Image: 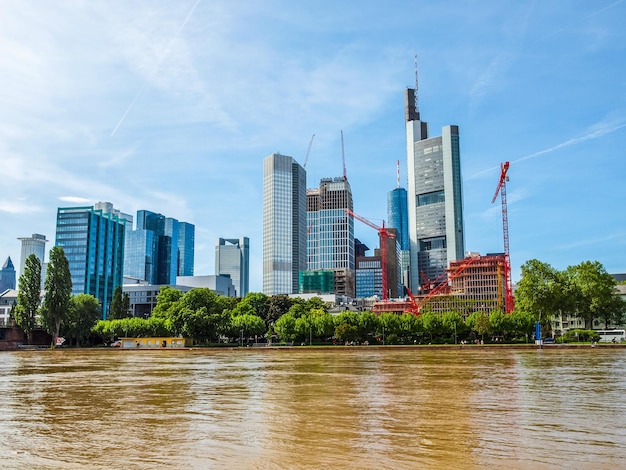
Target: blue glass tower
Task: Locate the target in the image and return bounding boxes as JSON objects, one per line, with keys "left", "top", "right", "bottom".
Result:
{"left": 387, "top": 188, "right": 409, "bottom": 250}
{"left": 126, "top": 210, "right": 194, "bottom": 285}
{"left": 55, "top": 204, "right": 127, "bottom": 319}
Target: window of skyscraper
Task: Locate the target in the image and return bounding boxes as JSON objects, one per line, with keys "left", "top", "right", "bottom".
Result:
{"left": 417, "top": 190, "right": 445, "bottom": 206}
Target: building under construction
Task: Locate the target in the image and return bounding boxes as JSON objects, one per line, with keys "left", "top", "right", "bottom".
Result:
{"left": 373, "top": 253, "right": 507, "bottom": 316}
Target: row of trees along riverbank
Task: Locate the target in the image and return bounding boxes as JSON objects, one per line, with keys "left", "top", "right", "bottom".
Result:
{"left": 10, "top": 247, "right": 625, "bottom": 346}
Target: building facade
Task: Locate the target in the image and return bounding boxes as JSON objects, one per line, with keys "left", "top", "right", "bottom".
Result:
{"left": 17, "top": 233, "right": 47, "bottom": 278}
{"left": 55, "top": 204, "right": 127, "bottom": 319}
{"left": 124, "top": 210, "right": 194, "bottom": 285}
{"left": 263, "top": 153, "right": 306, "bottom": 295}
{"left": 215, "top": 237, "right": 249, "bottom": 297}
{"left": 388, "top": 187, "right": 410, "bottom": 293}
{"left": 405, "top": 87, "right": 465, "bottom": 290}
{"left": 0, "top": 257, "right": 16, "bottom": 292}
{"left": 306, "top": 177, "right": 355, "bottom": 297}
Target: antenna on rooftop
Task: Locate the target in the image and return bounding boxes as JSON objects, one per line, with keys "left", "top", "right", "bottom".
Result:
{"left": 341, "top": 130, "right": 347, "bottom": 181}
{"left": 414, "top": 54, "right": 420, "bottom": 119}
{"left": 397, "top": 160, "right": 401, "bottom": 188}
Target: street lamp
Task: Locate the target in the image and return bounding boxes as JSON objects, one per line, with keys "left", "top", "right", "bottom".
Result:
{"left": 383, "top": 326, "right": 385, "bottom": 345}
{"left": 240, "top": 328, "right": 244, "bottom": 347}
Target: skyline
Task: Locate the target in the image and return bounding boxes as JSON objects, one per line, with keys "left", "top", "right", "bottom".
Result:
{"left": 1, "top": 0, "right": 625, "bottom": 293}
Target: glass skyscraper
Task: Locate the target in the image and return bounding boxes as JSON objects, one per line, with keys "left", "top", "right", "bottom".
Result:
{"left": 17, "top": 233, "right": 47, "bottom": 278}
{"left": 55, "top": 204, "right": 127, "bottom": 319}
{"left": 306, "top": 177, "right": 355, "bottom": 296}
{"left": 263, "top": 153, "right": 306, "bottom": 295}
{"left": 0, "top": 257, "right": 16, "bottom": 292}
{"left": 215, "top": 237, "right": 249, "bottom": 297}
{"left": 405, "top": 87, "right": 465, "bottom": 290}
{"left": 124, "top": 210, "right": 194, "bottom": 285}
{"left": 388, "top": 187, "right": 410, "bottom": 292}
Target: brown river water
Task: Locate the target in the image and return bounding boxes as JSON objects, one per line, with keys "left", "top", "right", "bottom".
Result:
{"left": 0, "top": 347, "right": 625, "bottom": 469}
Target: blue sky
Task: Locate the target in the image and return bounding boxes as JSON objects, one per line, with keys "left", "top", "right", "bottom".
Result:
{"left": 1, "top": 0, "right": 625, "bottom": 293}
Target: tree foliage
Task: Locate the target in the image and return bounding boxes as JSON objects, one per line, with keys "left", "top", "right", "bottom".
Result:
{"left": 15, "top": 254, "right": 41, "bottom": 343}
{"left": 109, "top": 285, "right": 131, "bottom": 320}
{"left": 67, "top": 294, "right": 101, "bottom": 346}
{"left": 41, "top": 246, "right": 73, "bottom": 343}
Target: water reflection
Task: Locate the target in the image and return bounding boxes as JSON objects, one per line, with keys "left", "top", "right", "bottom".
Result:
{"left": 0, "top": 348, "right": 625, "bottom": 468}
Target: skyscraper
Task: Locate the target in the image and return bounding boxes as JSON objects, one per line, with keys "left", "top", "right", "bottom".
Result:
{"left": 55, "top": 203, "right": 127, "bottom": 319}
{"left": 306, "top": 177, "right": 355, "bottom": 296}
{"left": 263, "top": 153, "right": 306, "bottom": 295}
{"left": 124, "top": 210, "right": 194, "bottom": 284}
{"left": 215, "top": 237, "right": 249, "bottom": 297}
{"left": 18, "top": 233, "right": 47, "bottom": 278}
{"left": 405, "top": 87, "right": 465, "bottom": 290}
{"left": 0, "top": 257, "right": 16, "bottom": 292}
{"left": 388, "top": 186, "right": 410, "bottom": 293}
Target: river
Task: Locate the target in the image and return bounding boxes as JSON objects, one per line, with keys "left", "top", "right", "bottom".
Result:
{"left": 0, "top": 347, "right": 624, "bottom": 469}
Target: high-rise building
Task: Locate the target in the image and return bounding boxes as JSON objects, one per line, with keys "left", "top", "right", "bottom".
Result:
{"left": 215, "top": 237, "right": 249, "bottom": 297}
{"left": 125, "top": 210, "right": 194, "bottom": 285}
{"left": 178, "top": 222, "right": 195, "bottom": 277}
{"left": 388, "top": 187, "right": 410, "bottom": 293}
{"left": 405, "top": 87, "right": 465, "bottom": 290}
{"left": 306, "top": 177, "right": 355, "bottom": 296}
{"left": 0, "top": 257, "right": 16, "bottom": 292}
{"left": 17, "top": 233, "right": 48, "bottom": 278}
{"left": 263, "top": 153, "right": 306, "bottom": 295}
{"left": 55, "top": 203, "right": 127, "bottom": 319}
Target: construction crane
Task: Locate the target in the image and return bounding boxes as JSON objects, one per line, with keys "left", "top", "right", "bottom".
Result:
{"left": 345, "top": 209, "right": 395, "bottom": 300}
{"left": 303, "top": 134, "right": 315, "bottom": 168}
{"left": 341, "top": 130, "right": 347, "bottom": 181}
{"left": 492, "top": 161, "right": 515, "bottom": 313}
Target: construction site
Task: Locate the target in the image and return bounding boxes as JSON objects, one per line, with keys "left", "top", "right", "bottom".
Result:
{"left": 372, "top": 160, "right": 515, "bottom": 318}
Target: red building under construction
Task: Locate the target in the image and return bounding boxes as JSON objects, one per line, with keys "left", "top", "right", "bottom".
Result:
{"left": 373, "top": 253, "right": 508, "bottom": 316}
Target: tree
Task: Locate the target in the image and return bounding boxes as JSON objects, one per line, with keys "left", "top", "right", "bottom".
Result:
{"left": 68, "top": 294, "right": 101, "bottom": 346}
{"left": 466, "top": 312, "right": 491, "bottom": 341}
{"left": 566, "top": 261, "right": 626, "bottom": 329}
{"left": 267, "top": 295, "right": 292, "bottom": 324}
{"left": 108, "top": 286, "right": 130, "bottom": 320}
{"left": 274, "top": 312, "right": 297, "bottom": 342}
{"left": 41, "top": 246, "right": 73, "bottom": 343}
{"left": 515, "top": 259, "right": 570, "bottom": 327}
{"left": 15, "top": 254, "right": 42, "bottom": 343}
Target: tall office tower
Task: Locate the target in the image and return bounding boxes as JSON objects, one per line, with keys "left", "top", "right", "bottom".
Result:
{"left": 18, "top": 233, "right": 48, "bottom": 278}
{"left": 263, "top": 153, "right": 306, "bottom": 295}
{"left": 405, "top": 87, "right": 465, "bottom": 290}
{"left": 355, "top": 230, "right": 401, "bottom": 299}
{"left": 178, "top": 222, "right": 195, "bottom": 277}
{"left": 55, "top": 203, "right": 127, "bottom": 319}
{"left": 306, "top": 177, "right": 355, "bottom": 296}
{"left": 0, "top": 257, "right": 16, "bottom": 292}
{"left": 215, "top": 237, "right": 249, "bottom": 297}
{"left": 388, "top": 186, "right": 410, "bottom": 293}
{"left": 126, "top": 210, "right": 195, "bottom": 284}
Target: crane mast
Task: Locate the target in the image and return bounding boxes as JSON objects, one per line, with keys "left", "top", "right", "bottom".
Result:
{"left": 345, "top": 209, "right": 395, "bottom": 300}
{"left": 492, "top": 161, "right": 514, "bottom": 313}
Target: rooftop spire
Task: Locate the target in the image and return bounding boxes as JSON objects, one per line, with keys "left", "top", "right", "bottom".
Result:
{"left": 414, "top": 54, "right": 420, "bottom": 119}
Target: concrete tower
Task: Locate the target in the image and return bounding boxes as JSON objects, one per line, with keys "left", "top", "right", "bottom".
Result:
{"left": 405, "top": 82, "right": 465, "bottom": 290}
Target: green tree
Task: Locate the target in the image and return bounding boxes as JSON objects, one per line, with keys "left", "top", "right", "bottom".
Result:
{"left": 68, "top": 294, "right": 101, "bottom": 346}
{"left": 488, "top": 310, "right": 508, "bottom": 338}
{"left": 566, "top": 261, "right": 626, "bottom": 329}
{"left": 108, "top": 286, "right": 130, "bottom": 320}
{"left": 442, "top": 311, "right": 466, "bottom": 342}
{"left": 508, "top": 310, "right": 535, "bottom": 340}
{"left": 466, "top": 312, "right": 491, "bottom": 341}
{"left": 231, "top": 314, "right": 267, "bottom": 343}
{"left": 267, "top": 295, "right": 292, "bottom": 324}
{"left": 420, "top": 311, "right": 443, "bottom": 342}
{"left": 40, "top": 246, "right": 73, "bottom": 343}
{"left": 15, "top": 254, "right": 42, "bottom": 344}
{"left": 515, "top": 259, "right": 569, "bottom": 325}
{"left": 274, "top": 312, "right": 297, "bottom": 342}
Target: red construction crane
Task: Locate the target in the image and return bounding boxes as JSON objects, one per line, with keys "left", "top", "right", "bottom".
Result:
{"left": 345, "top": 209, "right": 395, "bottom": 300}
{"left": 492, "top": 161, "right": 515, "bottom": 313}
